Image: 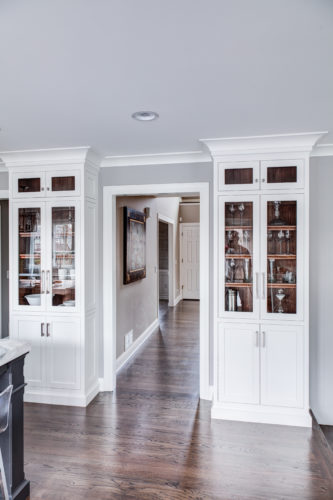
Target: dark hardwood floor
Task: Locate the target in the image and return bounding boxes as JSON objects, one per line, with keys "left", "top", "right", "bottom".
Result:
{"left": 24, "top": 301, "right": 333, "bottom": 499}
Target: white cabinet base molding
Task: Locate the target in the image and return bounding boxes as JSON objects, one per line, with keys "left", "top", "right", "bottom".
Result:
{"left": 204, "top": 133, "right": 325, "bottom": 427}
{"left": 6, "top": 148, "right": 100, "bottom": 407}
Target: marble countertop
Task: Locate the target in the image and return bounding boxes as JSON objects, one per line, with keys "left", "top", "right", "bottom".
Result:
{"left": 0, "top": 338, "right": 30, "bottom": 368}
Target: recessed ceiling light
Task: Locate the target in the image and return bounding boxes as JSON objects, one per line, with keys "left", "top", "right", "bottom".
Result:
{"left": 132, "top": 111, "right": 159, "bottom": 121}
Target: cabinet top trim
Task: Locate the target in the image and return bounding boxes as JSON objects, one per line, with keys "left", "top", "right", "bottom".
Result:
{"left": 201, "top": 132, "right": 327, "bottom": 157}
{"left": 0, "top": 147, "right": 101, "bottom": 169}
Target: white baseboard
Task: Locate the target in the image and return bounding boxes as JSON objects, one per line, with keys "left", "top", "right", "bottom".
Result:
{"left": 24, "top": 380, "right": 100, "bottom": 407}
{"left": 211, "top": 404, "right": 312, "bottom": 427}
{"left": 200, "top": 385, "right": 213, "bottom": 401}
{"left": 116, "top": 318, "right": 159, "bottom": 372}
{"left": 169, "top": 293, "right": 182, "bottom": 307}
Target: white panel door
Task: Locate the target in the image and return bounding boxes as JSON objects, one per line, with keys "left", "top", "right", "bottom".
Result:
{"left": 180, "top": 224, "right": 200, "bottom": 299}
{"left": 218, "top": 323, "right": 260, "bottom": 404}
{"left": 260, "top": 325, "right": 304, "bottom": 408}
{"left": 12, "top": 316, "right": 45, "bottom": 387}
{"left": 46, "top": 317, "right": 80, "bottom": 390}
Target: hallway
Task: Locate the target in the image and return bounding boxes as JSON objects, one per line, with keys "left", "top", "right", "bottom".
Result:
{"left": 24, "top": 301, "right": 333, "bottom": 499}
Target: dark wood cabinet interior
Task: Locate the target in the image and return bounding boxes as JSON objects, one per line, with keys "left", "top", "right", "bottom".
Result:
{"left": 18, "top": 177, "right": 41, "bottom": 193}
{"left": 267, "top": 166, "right": 297, "bottom": 184}
{"left": 52, "top": 175, "right": 75, "bottom": 192}
{"left": 225, "top": 168, "right": 253, "bottom": 185}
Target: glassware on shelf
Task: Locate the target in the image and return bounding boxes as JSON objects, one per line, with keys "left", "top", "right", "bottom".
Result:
{"left": 227, "top": 289, "right": 237, "bottom": 311}
{"left": 228, "top": 204, "right": 236, "bottom": 225}
{"left": 227, "top": 230, "right": 234, "bottom": 254}
{"left": 268, "top": 258, "right": 275, "bottom": 283}
{"left": 276, "top": 288, "right": 286, "bottom": 313}
{"left": 285, "top": 230, "right": 290, "bottom": 254}
{"left": 229, "top": 258, "right": 236, "bottom": 282}
{"left": 277, "top": 230, "right": 284, "bottom": 254}
{"left": 269, "top": 201, "right": 286, "bottom": 226}
{"left": 243, "top": 230, "right": 250, "bottom": 253}
{"left": 244, "top": 258, "right": 250, "bottom": 283}
{"left": 238, "top": 203, "right": 245, "bottom": 226}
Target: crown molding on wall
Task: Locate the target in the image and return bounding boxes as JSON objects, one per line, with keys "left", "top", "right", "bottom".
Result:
{"left": 201, "top": 132, "right": 328, "bottom": 157}
{"left": 0, "top": 146, "right": 101, "bottom": 168}
{"left": 311, "top": 143, "right": 333, "bottom": 157}
{"left": 101, "top": 150, "right": 211, "bottom": 168}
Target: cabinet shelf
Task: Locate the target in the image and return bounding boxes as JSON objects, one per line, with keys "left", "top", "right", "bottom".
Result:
{"left": 267, "top": 225, "right": 296, "bottom": 231}
{"left": 225, "top": 282, "right": 252, "bottom": 288}
{"left": 225, "top": 254, "right": 251, "bottom": 259}
{"left": 267, "top": 283, "right": 296, "bottom": 288}
{"left": 267, "top": 254, "right": 296, "bottom": 259}
{"left": 19, "top": 232, "right": 40, "bottom": 237}
{"left": 19, "top": 254, "right": 40, "bottom": 259}
{"left": 225, "top": 226, "right": 253, "bottom": 230}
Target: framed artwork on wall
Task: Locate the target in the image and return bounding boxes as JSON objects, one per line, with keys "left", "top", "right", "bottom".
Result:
{"left": 123, "top": 206, "right": 146, "bottom": 284}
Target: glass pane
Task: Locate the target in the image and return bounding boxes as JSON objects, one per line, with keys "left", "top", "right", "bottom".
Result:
{"left": 267, "top": 201, "right": 297, "bottom": 314}
{"left": 18, "top": 208, "right": 41, "bottom": 306}
{"left": 225, "top": 201, "right": 253, "bottom": 312}
{"left": 18, "top": 177, "right": 41, "bottom": 193}
{"left": 267, "top": 166, "right": 297, "bottom": 184}
{"left": 52, "top": 207, "right": 76, "bottom": 307}
{"left": 52, "top": 176, "right": 75, "bottom": 192}
{"left": 225, "top": 168, "right": 253, "bottom": 185}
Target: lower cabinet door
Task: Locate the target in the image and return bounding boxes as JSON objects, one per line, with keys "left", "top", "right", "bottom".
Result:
{"left": 218, "top": 323, "right": 260, "bottom": 404}
{"left": 46, "top": 317, "right": 80, "bottom": 390}
{"left": 12, "top": 316, "right": 45, "bottom": 388}
{"left": 260, "top": 325, "right": 304, "bottom": 408}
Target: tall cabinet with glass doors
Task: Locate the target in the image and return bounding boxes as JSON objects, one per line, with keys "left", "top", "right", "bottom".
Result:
{"left": 7, "top": 149, "right": 100, "bottom": 407}
{"left": 205, "top": 134, "right": 322, "bottom": 428}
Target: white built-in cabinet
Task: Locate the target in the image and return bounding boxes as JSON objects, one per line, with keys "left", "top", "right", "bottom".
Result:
{"left": 8, "top": 150, "right": 100, "bottom": 406}
{"left": 204, "top": 134, "right": 320, "bottom": 428}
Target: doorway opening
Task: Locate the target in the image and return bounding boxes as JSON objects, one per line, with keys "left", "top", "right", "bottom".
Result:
{"left": 103, "top": 182, "right": 210, "bottom": 400}
{"left": 158, "top": 219, "right": 169, "bottom": 318}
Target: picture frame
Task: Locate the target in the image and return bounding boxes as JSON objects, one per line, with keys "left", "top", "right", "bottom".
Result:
{"left": 123, "top": 206, "right": 146, "bottom": 284}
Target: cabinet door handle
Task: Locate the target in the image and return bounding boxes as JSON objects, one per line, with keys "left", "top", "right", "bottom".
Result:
{"left": 262, "top": 178, "right": 266, "bottom": 183}
{"left": 255, "top": 331, "right": 259, "bottom": 347}
{"left": 46, "top": 323, "right": 51, "bottom": 337}
{"left": 262, "top": 272, "right": 265, "bottom": 299}
{"left": 41, "top": 270, "right": 45, "bottom": 294}
{"left": 262, "top": 331, "right": 266, "bottom": 347}
{"left": 41, "top": 323, "right": 45, "bottom": 337}
{"left": 46, "top": 270, "right": 51, "bottom": 294}
{"left": 255, "top": 273, "right": 260, "bottom": 299}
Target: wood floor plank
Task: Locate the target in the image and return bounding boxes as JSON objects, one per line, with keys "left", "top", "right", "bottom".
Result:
{"left": 24, "top": 300, "right": 333, "bottom": 499}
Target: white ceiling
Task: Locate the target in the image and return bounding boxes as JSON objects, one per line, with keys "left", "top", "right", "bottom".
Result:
{"left": 0, "top": 0, "right": 332, "bottom": 157}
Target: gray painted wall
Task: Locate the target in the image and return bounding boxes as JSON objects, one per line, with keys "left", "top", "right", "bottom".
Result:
{"left": 309, "top": 157, "right": 333, "bottom": 424}
{"left": 116, "top": 195, "right": 180, "bottom": 358}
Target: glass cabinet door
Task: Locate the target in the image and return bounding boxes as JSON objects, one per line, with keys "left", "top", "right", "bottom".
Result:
{"left": 13, "top": 173, "right": 45, "bottom": 198}
{"left": 220, "top": 196, "right": 259, "bottom": 318}
{"left": 50, "top": 206, "right": 76, "bottom": 308}
{"left": 218, "top": 162, "right": 260, "bottom": 191}
{"left": 262, "top": 195, "right": 303, "bottom": 319}
{"left": 18, "top": 207, "right": 43, "bottom": 307}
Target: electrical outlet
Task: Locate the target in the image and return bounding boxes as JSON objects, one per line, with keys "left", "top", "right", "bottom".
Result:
{"left": 124, "top": 330, "right": 133, "bottom": 351}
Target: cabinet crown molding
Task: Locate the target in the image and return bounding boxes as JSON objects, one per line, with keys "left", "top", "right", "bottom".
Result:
{"left": 0, "top": 146, "right": 101, "bottom": 169}
{"left": 201, "top": 132, "right": 327, "bottom": 157}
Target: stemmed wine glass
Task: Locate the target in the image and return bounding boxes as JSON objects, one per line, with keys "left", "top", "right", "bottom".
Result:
{"left": 277, "top": 230, "right": 284, "bottom": 254}
{"left": 228, "top": 204, "right": 236, "bottom": 226}
{"left": 229, "top": 258, "right": 236, "bottom": 282}
{"left": 268, "top": 230, "right": 274, "bottom": 254}
{"left": 227, "top": 230, "right": 234, "bottom": 253}
{"left": 243, "top": 230, "right": 250, "bottom": 253}
{"left": 238, "top": 203, "right": 245, "bottom": 226}
{"left": 276, "top": 288, "right": 286, "bottom": 313}
{"left": 285, "top": 230, "right": 290, "bottom": 255}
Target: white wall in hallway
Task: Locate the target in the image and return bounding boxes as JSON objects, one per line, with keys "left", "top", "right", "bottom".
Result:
{"left": 309, "top": 156, "right": 333, "bottom": 424}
